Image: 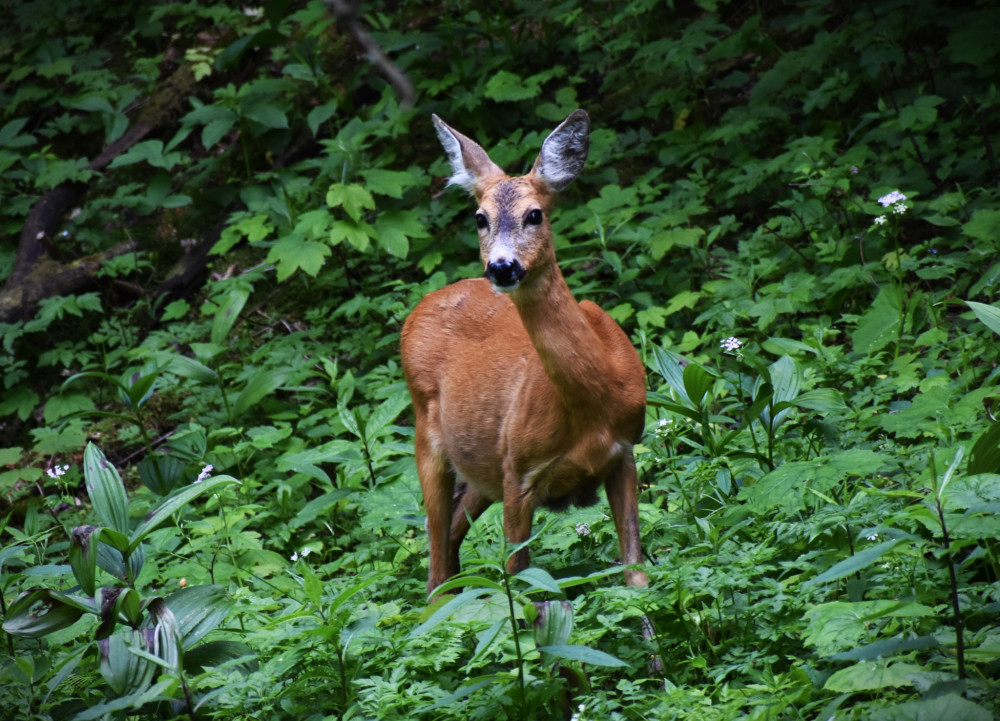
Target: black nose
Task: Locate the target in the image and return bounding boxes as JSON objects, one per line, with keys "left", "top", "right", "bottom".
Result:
{"left": 485, "top": 259, "right": 526, "bottom": 289}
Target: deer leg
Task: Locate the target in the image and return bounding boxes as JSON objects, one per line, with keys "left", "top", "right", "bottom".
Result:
{"left": 605, "top": 451, "right": 648, "bottom": 588}
{"left": 448, "top": 482, "right": 493, "bottom": 577}
{"left": 606, "top": 451, "right": 662, "bottom": 672}
{"left": 415, "top": 418, "right": 455, "bottom": 597}
{"left": 502, "top": 465, "right": 535, "bottom": 575}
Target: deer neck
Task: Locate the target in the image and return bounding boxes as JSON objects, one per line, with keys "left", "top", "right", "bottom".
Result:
{"left": 511, "top": 266, "right": 613, "bottom": 413}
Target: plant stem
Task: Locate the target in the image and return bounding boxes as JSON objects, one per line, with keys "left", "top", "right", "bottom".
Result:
{"left": 934, "top": 494, "right": 967, "bottom": 679}
{"left": 501, "top": 566, "right": 526, "bottom": 721}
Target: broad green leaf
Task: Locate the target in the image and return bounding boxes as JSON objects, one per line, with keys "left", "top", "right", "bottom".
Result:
{"left": 84, "top": 444, "right": 130, "bottom": 535}
{"left": 211, "top": 287, "right": 249, "bottom": 345}
{"left": 962, "top": 209, "right": 1000, "bottom": 243}
{"left": 232, "top": 370, "right": 287, "bottom": 418}
{"left": 803, "top": 600, "right": 935, "bottom": 656}
{"left": 867, "top": 694, "right": 994, "bottom": 721}
{"left": 364, "top": 393, "right": 411, "bottom": 442}
{"left": 266, "top": 233, "right": 331, "bottom": 281}
{"left": 69, "top": 525, "right": 102, "bottom": 595}
{"left": 852, "top": 285, "right": 901, "bottom": 354}
{"left": 515, "top": 567, "right": 562, "bottom": 594}
{"left": 824, "top": 661, "right": 922, "bottom": 692}
{"left": 162, "top": 584, "right": 231, "bottom": 649}
{"left": 682, "top": 362, "right": 714, "bottom": 407}
{"left": 129, "top": 475, "right": 238, "bottom": 551}
{"left": 326, "top": 183, "right": 375, "bottom": 223}
{"left": 410, "top": 584, "right": 502, "bottom": 638}
{"left": 329, "top": 218, "right": 373, "bottom": 252}
{"left": 307, "top": 99, "right": 338, "bottom": 137}
{"left": 201, "top": 116, "right": 235, "bottom": 149}
{"left": 802, "top": 539, "right": 904, "bottom": 588}
{"left": 165, "top": 355, "right": 218, "bottom": 384}
{"left": 484, "top": 70, "right": 542, "bottom": 101}
{"left": 536, "top": 644, "right": 630, "bottom": 668}
{"left": 965, "top": 300, "right": 1000, "bottom": 337}
{"left": 3, "top": 588, "right": 93, "bottom": 638}
{"left": 360, "top": 169, "right": 416, "bottom": 198}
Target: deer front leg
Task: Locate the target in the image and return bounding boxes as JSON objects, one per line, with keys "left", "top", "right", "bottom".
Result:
{"left": 502, "top": 463, "right": 535, "bottom": 576}
{"left": 415, "top": 422, "right": 455, "bottom": 597}
{"left": 605, "top": 450, "right": 648, "bottom": 588}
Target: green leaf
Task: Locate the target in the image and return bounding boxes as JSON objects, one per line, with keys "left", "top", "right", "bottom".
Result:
{"left": 515, "top": 567, "right": 562, "bottom": 594}
{"left": 266, "top": 233, "right": 331, "bottom": 281}
{"left": 326, "top": 183, "right": 375, "bottom": 223}
{"left": 373, "top": 210, "right": 428, "bottom": 259}
{"left": 0, "top": 385, "right": 39, "bottom": 420}
{"left": 129, "top": 475, "right": 239, "bottom": 552}
{"left": 162, "top": 584, "right": 231, "bottom": 649}
{"left": 824, "top": 660, "right": 922, "bottom": 692}
{"left": 83, "top": 444, "right": 130, "bottom": 535}
{"left": 963, "top": 209, "right": 1000, "bottom": 243}
{"left": 852, "top": 285, "right": 901, "bottom": 354}
{"left": 329, "top": 219, "right": 372, "bottom": 252}
{"left": 536, "top": 644, "right": 630, "bottom": 668}
{"left": 965, "top": 300, "right": 1000, "bottom": 337}
{"left": 232, "top": 370, "right": 287, "bottom": 418}
{"left": 165, "top": 355, "right": 218, "bottom": 384}
{"left": 363, "top": 393, "right": 411, "bottom": 442}
{"left": 69, "top": 525, "right": 102, "bottom": 595}
{"left": 897, "top": 94, "right": 944, "bottom": 130}
{"left": 307, "top": 99, "right": 338, "bottom": 137}
{"left": 202, "top": 116, "right": 235, "bottom": 149}
{"left": 682, "top": 362, "right": 714, "bottom": 407}
{"left": 211, "top": 287, "right": 249, "bottom": 345}
{"left": 360, "top": 169, "right": 416, "bottom": 198}
{"left": 803, "top": 539, "right": 904, "bottom": 588}
{"left": 484, "top": 70, "right": 542, "bottom": 102}
{"left": 3, "top": 588, "right": 92, "bottom": 638}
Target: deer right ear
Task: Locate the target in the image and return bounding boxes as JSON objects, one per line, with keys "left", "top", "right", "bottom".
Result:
{"left": 432, "top": 114, "right": 504, "bottom": 197}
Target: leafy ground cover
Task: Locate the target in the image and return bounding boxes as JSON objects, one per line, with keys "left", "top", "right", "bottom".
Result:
{"left": 1, "top": 0, "right": 999, "bottom": 718}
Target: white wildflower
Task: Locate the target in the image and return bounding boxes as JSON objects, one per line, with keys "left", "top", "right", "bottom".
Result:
{"left": 877, "top": 190, "right": 907, "bottom": 207}
{"left": 721, "top": 336, "right": 742, "bottom": 353}
{"left": 873, "top": 215, "right": 887, "bottom": 226}
{"left": 195, "top": 464, "right": 214, "bottom": 483}
{"left": 290, "top": 551, "right": 298, "bottom": 562}
{"left": 866, "top": 532, "right": 879, "bottom": 541}
{"left": 575, "top": 522, "right": 591, "bottom": 537}
{"left": 893, "top": 202, "right": 907, "bottom": 215}
{"left": 291, "top": 546, "right": 312, "bottom": 562}
{"left": 46, "top": 464, "right": 69, "bottom": 479}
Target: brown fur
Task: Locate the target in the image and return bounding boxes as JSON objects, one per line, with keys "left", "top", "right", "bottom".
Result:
{"left": 401, "top": 111, "right": 649, "bottom": 596}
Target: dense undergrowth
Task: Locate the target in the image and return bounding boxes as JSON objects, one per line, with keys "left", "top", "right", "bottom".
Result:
{"left": 1, "top": 0, "right": 999, "bottom": 718}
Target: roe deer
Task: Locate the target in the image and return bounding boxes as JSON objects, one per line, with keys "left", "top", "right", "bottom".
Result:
{"left": 401, "top": 110, "right": 649, "bottom": 601}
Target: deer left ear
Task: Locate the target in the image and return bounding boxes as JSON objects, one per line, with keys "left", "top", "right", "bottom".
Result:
{"left": 530, "top": 109, "right": 590, "bottom": 192}
{"left": 432, "top": 114, "right": 505, "bottom": 198}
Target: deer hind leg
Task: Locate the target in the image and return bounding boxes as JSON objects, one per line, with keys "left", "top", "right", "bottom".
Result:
{"left": 605, "top": 451, "right": 649, "bottom": 589}
{"left": 447, "top": 482, "right": 493, "bottom": 579}
{"left": 414, "top": 415, "right": 455, "bottom": 597}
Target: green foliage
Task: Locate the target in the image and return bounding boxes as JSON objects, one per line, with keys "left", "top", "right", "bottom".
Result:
{"left": 2, "top": 0, "right": 1000, "bottom": 718}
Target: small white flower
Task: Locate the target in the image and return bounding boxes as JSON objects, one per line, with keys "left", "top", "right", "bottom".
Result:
{"left": 291, "top": 546, "right": 312, "bottom": 562}
{"left": 893, "top": 202, "right": 907, "bottom": 215}
{"left": 195, "top": 464, "right": 213, "bottom": 483}
{"left": 46, "top": 464, "right": 69, "bottom": 479}
{"left": 873, "top": 215, "right": 887, "bottom": 226}
{"left": 300, "top": 546, "right": 312, "bottom": 557}
{"left": 290, "top": 551, "right": 298, "bottom": 562}
{"left": 575, "top": 522, "right": 591, "bottom": 537}
{"left": 866, "top": 532, "right": 879, "bottom": 541}
{"left": 878, "top": 190, "right": 907, "bottom": 207}
{"left": 721, "top": 336, "right": 742, "bottom": 353}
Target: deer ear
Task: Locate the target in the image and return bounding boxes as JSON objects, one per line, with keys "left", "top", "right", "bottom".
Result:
{"left": 530, "top": 109, "right": 590, "bottom": 192}
{"left": 432, "top": 115, "right": 504, "bottom": 197}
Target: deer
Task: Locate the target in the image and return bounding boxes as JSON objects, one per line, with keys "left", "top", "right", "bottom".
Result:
{"left": 401, "top": 109, "right": 651, "bottom": 612}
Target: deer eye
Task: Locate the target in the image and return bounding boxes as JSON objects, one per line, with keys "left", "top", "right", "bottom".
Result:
{"left": 475, "top": 213, "right": 489, "bottom": 230}
{"left": 525, "top": 209, "right": 543, "bottom": 226}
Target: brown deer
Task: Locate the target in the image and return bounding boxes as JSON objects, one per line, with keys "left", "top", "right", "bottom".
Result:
{"left": 401, "top": 110, "right": 650, "bottom": 603}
